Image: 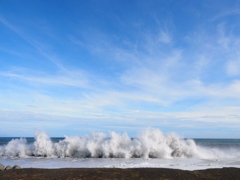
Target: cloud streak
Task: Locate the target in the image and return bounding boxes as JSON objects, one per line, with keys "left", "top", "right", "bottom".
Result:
{"left": 1, "top": 1, "right": 240, "bottom": 137}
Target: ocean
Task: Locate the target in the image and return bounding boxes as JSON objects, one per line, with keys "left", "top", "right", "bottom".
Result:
{"left": 0, "top": 128, "right": 240, "bottom": 170}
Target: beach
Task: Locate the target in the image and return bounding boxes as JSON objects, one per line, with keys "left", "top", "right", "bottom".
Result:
{"left": 1, "top": 167, "right": 240, "bottom": 180}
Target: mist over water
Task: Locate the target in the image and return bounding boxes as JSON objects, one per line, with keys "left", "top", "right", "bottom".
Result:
{"left": 1, "top": 128, "right": 240, "bottom": 160}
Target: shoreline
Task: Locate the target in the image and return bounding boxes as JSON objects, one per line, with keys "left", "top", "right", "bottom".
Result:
{"left": 1, "top": 167, "right": 240, "bottom": 180}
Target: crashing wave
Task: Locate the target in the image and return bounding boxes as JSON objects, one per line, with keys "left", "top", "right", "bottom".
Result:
{"left": 0, "top": 128, "right": 238, "bottom": 159}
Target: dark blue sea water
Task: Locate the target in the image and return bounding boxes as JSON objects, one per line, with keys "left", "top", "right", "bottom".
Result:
{"left": 1, "top": 137, "right": 240, "bottom": 147}
{"left": 0, "top": 137, "right": 64, "bottom": 146}
{"left": 194, "top": 138, "right": 240, "bottom": 148}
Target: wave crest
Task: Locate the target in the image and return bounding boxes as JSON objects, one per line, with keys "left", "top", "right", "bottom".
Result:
{"left": 0, "top": 128, "right": 237, "bottom": 159}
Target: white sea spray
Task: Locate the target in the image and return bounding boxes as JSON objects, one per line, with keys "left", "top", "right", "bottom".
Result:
{"left": 4, "top": 138, "right": 31, "bottom": 158}
{"left": 0, "top": 128, "right": 240, "bottom": 159}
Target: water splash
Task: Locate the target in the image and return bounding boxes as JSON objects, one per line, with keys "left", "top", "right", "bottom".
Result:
{"left": 0, "top": 128, "right": 239, "bottom": 159}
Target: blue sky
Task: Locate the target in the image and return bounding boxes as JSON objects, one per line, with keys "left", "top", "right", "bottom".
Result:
{"left": 1, "top": 0, "right": 240, "bottom": 138}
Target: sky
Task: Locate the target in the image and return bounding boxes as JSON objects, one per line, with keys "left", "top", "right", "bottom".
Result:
{"left": 1, "top": 0, "right": 240, "bottom": 138}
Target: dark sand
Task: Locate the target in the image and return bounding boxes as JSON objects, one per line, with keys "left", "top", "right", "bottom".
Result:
{"left": 1, "top": 167, "right": 240, "bottom": 180}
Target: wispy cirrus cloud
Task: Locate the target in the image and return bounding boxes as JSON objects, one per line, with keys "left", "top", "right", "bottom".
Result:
{"left": 0, "top": 16, "right": 65, "bottom": 70}
{"left": 210, "top": 6, "right": 240, "bottom": 21}
{"left": 3, "top": 15, "right": 240, "bottom": 109}
{"left": 0, "top": 69, "right": 89, "bottom": 88}
{"left": 157, "top": 30, "right": 172, "bottom": 44}
{"left": 1, "top": 1, "right": 240, "bottom": 138}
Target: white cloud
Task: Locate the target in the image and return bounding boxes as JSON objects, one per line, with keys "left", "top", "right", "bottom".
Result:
{"left": 211, "top": 8, "right": 240, "bottom": 21}
{"left": 2, "top": 13, "right": 240, "bottom": 136}
{"left": 227, "top": 55, "right": 240, "bottom": 76}
{"left": 157, "top": 30, "right": 172, "bottom": 44}
{"left": 0, "top": 16, "right": 65, "bottom": 70}
{"left": 0, "top": 70, "right": 89, "bottom": 88}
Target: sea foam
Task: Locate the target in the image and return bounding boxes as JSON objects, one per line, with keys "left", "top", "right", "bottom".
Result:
{"left": 0, "top": 128, "right": 239, "bottom": 159}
